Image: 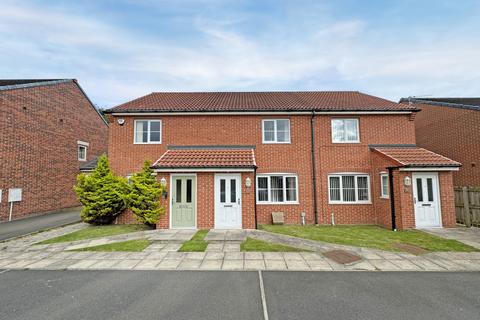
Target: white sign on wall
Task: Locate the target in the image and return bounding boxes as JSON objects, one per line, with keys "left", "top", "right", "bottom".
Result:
{"left": 8, "top": 188, "right": 22, "bottom": 202}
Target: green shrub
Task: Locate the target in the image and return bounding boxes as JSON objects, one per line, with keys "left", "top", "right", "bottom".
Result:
{"left": 127, "top": 160, "right": 165, "bottom": 225}
{"left": 74, "top": 154, "right": 129, "bottom": 224}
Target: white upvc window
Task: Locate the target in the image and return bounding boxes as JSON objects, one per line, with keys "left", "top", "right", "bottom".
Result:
{"left": 262, "top": 119, "right": 291, "bottom": 143}
{"left": 77, "top": 142, "right": 88, "bottom": 161}
{"left": 257, "top": 174, "right": 298, "bottom": 204}
{"left": 380, "top": 173, "right": 389, "bottom": 198}
{"left": 134, "top": 120, "right": 162, "bottom": 144}
{"left": 331, "top": 118, "right": 360, "bottom": 143}
{"left": 328, "top": 174, "right": 371, "bottom": 204}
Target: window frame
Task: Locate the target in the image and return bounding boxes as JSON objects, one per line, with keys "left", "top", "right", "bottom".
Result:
{"left": 256, "top": 174, "right": 299, "bottom": 204}
{"left": 331, "top": 118, "right": 360, "bottom": 143}
{"left": 77, "top": 144, "right": 88, "bottom": 161}
{"left": 328, "top": 173, "right": 371, "bottom": 204}
{"left": 134, "top": 119, "right": 162, "bottom": 144}
{"left": 380, "top": 173, "right": 389, "bottom": 199}
{"left": 262, "top": 119, "right": 291, "bottom": 144}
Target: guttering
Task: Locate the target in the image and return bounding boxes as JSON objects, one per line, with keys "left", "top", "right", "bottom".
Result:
{"left": 310, "top": 111, "right": 319, "bottom": 224}
{"left": 109, "top": 111, "right": 415, "bottom": 116}
{"left": 399, "top": 166, "right": 460, "bottom": 171}
{"left": 153, "top": 168, "right": 254, "bottom": 173}
{"left": 387, "top": 167, "right": 398, "bottom": 231}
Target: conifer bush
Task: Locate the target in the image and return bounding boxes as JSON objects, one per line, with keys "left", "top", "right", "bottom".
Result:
{"left": 74, "top": 154, "right": 129, "bottom": 224}
{"left": 127, "top": 160, "right": 165, "bottom": 225}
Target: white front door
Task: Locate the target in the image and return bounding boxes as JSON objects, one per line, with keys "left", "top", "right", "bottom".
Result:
{"left": 215, "top": 174, "right": 242, "bottom": 229}
{"left": 412, "top": 173, "right": 442, "bottom": 228}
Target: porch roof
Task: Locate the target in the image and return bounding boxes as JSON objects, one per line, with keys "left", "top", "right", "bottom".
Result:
{"left": 371, "top": 146, "right": 461, "bottom": 168}
{"left": 152, "top": 146, "right": 257, "bottom": 169}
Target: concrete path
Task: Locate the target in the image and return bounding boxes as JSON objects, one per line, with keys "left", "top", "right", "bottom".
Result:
{"left": 1, "top": 224, "right": 480, "bottom": 272}
{"left": 1, "top": 270, "right": 480, "bottom": 320}
{"left": 0, "top": 207, "right": 81, "bottom": 241}
{"left": 424, "top": 227, "right": 480, "bottom": 249}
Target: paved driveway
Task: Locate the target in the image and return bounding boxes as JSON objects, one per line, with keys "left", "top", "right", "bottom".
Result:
{"left": 424, "top": 227, "right": 480, "bottom": 249}
{"left": 0, "top": 207, "right": 81, "bottom": 241}
{"left": 0, "top": 270, "right": 479, "bottom": 320}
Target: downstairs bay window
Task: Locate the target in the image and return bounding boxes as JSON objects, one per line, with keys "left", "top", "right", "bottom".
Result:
{"left": 257, "top": 175, "right": 298, "bottom": 204}
{"left": 328, "top": 174, "right": 371, "bottom": 204}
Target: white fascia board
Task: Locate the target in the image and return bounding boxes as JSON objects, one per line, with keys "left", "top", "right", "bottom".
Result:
{"left": 399, "top": 167, "right": 460, "bottom": 171}
{"left": 153, "top": 168, "right": 254, "bottom": 172}
{"left": 111, "top": 111, "right": 413, "bottom": 116}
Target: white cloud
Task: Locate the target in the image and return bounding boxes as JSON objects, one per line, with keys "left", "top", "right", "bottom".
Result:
{"left": 1, "top": 0, "right": 479, "bottom": 107}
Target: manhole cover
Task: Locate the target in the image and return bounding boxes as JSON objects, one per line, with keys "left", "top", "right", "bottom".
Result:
{"left": 391, "top": 243, "right": 429, "bottom": 255}
{"left": 323, "top": 250, "right": 362, "bottom": 264}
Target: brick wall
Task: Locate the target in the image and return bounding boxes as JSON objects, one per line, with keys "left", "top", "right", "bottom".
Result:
{"left": 108, "top": 113, "right": 422, "bottom": 229}
{"left": 414, "top": 103, "right": 480, "bottom": 187}
{"left": 0, "top": 81, "right": 108, "bottom": 221}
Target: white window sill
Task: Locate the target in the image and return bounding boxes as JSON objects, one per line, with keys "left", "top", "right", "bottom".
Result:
{"left": 262, "top": 141, "right": 291, "bottom": 144}
{"left": 78, "top": 158, "right": 87, "bottom": 162}
{"left": 332, "top": 141, "right": 361, "bottom": 144}
{"left": 134, "top": 142, "right": 162, "bottom": 145}
{"left": 257, "top": 202, "right": 299, "bottom": 205}
{"left": 328, "top": 201, "right": 372, "bottom": 205}
{"left": 380, "top": 196, "right": 390, "bottom": 199}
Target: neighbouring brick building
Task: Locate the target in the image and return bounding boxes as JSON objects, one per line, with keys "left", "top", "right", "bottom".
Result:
{"left": 105, "top": 92, "right": 460, "bottom": 230}
{"left": 400, "top": 97, "right": 480, "bottom": 187}
{"left": 0, "top": 79, "right": 108, "bottom": 221}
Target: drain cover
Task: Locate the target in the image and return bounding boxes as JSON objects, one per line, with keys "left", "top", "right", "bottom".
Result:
{"left": 323, "top": 250, "right": 362, "bottom": 264}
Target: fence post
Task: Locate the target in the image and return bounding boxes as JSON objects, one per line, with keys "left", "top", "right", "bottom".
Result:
{"left": 462, "top": 187, "right": 471, "bottom": 227}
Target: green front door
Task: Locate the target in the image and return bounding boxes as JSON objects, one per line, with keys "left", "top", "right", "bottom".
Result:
{"left": 171, "top": 176, "right": 196, "bottom": 228}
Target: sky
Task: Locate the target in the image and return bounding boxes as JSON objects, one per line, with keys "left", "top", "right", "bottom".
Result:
{"left": 1, "top": 0, "right": 479, "bottom": 108}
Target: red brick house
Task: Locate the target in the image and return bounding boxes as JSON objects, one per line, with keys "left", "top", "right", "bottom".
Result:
{"left": 400, "top": 97, "right": 480, "bottom": 187}
{"left": 105, "top": 92, "right": 460, "bottom": 230}
{"left": 0, "top": 79, "right": 108, "bottom": 221}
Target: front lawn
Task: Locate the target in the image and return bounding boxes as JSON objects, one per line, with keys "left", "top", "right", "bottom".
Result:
{"left": 71, "top": 239, "right": 151, "bottom": 252}
{"left": 260, "top": 225, "right": 478, "bottom": 252}
{"left": 241, "top": 237, "right": 309, "bottom": 252}
{"left": 36, "top": 225, "right": 151, "bottom": 245}
{"left": 178, "top": 230, "right": 209, "bottom": 252}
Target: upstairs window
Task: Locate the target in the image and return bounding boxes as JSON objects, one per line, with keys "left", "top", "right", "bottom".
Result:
{"left": 134, "top": 120, "right": 162, "bottom": 144}
{"left": 328, "top": 174, "right": 370, "bottom": 203}
{"left": 331, "top": 119, "right": 359, "bottom": 143}
{"left": 257, "top": 175, "right": 298, "bottom": 204}
{"left": 262, "top": 119, "right": 290, "bottom": 143}
{"left": 380, "top": 173, "right": 389, "bottom": 198}
{"left": 77, "top": 141, "right": 88, "bottom": 161}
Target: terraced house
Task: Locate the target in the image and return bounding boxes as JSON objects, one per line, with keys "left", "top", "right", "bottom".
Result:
{"left": 105, "top": 92, "right": 460, "bottom": 230}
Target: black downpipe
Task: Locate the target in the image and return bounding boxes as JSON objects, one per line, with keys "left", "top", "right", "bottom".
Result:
{"left": 310, "top": 111, "right": 319, "bottom": 225}
{"left": 253, "top": 167, "right": 258, "bottom": 229}
{"left": 388, "top": 167, "right": 396, "bottom": 231}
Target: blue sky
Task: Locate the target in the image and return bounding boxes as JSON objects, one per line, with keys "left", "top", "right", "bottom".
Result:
{"left": 1, "top": 0, "right": 479, "bottom": 107}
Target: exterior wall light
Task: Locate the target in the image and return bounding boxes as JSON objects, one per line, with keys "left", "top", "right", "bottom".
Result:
{"left": 245, "top": 177, "right": 252, "bottom": 188}
{"left": 160, "top": 177, "right": 167, "bottom": 187}
{"left": 404, "top": 176, "right": 411, "bottom": 186}
{"left": 117, "top": 118, "right": 125, "bottom": 125}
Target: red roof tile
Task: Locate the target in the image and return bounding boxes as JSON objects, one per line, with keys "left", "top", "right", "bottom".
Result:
{"left": 152, "top": 148, "right": 256, "bottom": 168}
{"left": 108, "top": 91, "right": 417, "bottom": 113}
{"left": 372, "top": 147, "right": 461, "bottom": 167}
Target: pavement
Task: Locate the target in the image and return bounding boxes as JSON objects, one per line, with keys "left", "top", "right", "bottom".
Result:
{"left": 0, "top": 270, "right": 479, "bottom": 320}
{"left": 0, "top": 207, "right": 81, "bottom": 241}
{"left": 1, "top": 224, "right": 480, "bottom": 271}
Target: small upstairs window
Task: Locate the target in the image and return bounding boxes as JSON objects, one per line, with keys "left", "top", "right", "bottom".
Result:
{"left": 134, "top": 120, "right": 162, "bottom": 144}
{"left": 331, "top": 119, "right": 359, "bottom": 143}
{"left": 77, "top": 141, "right": 88, "bottom": 161}
{"left": 262, "top": 119, "right": 290, "bottom": 143}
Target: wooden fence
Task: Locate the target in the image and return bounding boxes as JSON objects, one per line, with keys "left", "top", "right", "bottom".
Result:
{"left": 454, "top": 187, "right": 480, "bottom": 227}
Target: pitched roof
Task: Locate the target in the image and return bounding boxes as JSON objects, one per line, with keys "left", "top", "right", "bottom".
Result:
{"left": 152, "top": 146, "right": 256, "bottom": 169}
{"left": 371, "top": 146, "right": 461, "bottom": 167}
{"left": 80, "top": 157, "right": 100, "bottom": 172}
{"left": 399, "top": 97, "right": 480, "bottom": 111}
{"left": 107, "top": 91, "right": 417, "bottom": 113}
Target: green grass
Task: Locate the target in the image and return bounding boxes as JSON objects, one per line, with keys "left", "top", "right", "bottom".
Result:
{"left": 71, "top": 239, "right": 151, "bottom": 252}
{"left": 36, "top": 224, "right": 151, "bottom": 245}
{"left": 178, "top": 229, "right": 209, "bottom": 252}
{"left": 260, "top": 225, "right": 479, "bottom": 253}
{"left": 241, "top": 237, "right": 309, "bottom": 252}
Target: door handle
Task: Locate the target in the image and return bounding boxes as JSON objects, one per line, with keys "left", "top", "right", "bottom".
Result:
{"left": 238, "top": 198, "right": 241, "bottom": 205}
